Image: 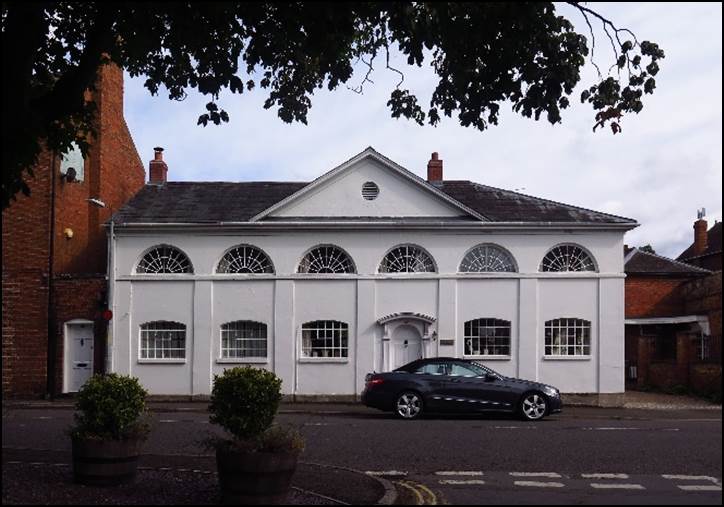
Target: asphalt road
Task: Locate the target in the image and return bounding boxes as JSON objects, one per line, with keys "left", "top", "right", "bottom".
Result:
{"left": 2, "top": 406, "right": 721, "bottom": 504}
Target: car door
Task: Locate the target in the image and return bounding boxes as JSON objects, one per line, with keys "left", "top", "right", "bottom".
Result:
{"left": 410, "top": 361, "right": 453, "bottom": 411}
{"left": 447, "top": 362, "right": 514, "bottom": 412}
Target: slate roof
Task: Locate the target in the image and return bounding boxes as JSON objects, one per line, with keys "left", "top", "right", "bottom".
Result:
{"left": 112, "top": 179, "right": 636, "bottom": 226}
{"left": 625, "top": 248, "right": 711, "bottom": 275}
{"left": 677, "top": 221, "right": 723, "bottom": 261}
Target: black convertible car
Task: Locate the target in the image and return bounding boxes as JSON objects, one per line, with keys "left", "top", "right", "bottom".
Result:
{"left": 362, "top": 357, "right": 562, "bottom": 420}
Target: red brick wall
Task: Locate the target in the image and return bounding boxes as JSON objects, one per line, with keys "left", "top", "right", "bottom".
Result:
{"left": 625, "top": 276, "right": 692, "bottom": 318}
{"left": 682, "top": 272, "right": 722, "bottom": 364}
{"left": 52, "top": 276, "right": 108, "bottom": 392}
{"left": 2, "top": 150, "right": 53, "bottom": 397}
{"left": 2, "top": 64, "right": 144, "bottom": 398}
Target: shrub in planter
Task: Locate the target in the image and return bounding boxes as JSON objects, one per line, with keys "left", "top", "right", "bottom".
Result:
{"left": 209, "top": 366, "right": 304, "bottom": 505}
{"left": 70, "top": 374, "right": 149, "bottom": 486}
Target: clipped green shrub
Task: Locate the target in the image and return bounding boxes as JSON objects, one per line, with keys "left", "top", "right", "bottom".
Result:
{"left": 209, "top": 366, "right": 283, "bottom": 441}
{"left": 71, "top": 373, "right": 149, "bottom": 440}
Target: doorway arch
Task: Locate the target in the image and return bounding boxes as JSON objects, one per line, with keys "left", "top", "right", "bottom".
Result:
{"left": 377, "top": 312, "right": 437, "bottom": 371}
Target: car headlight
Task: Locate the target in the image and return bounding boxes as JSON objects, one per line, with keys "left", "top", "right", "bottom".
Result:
{"left": 543, "top": 386, "right": 559, "bottom": 397}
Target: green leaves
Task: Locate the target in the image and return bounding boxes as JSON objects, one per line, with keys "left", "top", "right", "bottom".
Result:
{"left": 3, "top": 2, "right": 666, "bottom": 209}
{"left": 209, "top": 366, "right": 283, "bottom": 441}
{"left": 72, "top": 374, "right": 149, "bottom": 441}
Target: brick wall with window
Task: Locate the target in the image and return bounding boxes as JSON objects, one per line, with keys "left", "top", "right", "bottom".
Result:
{"left": 1, "top": 63, "right": 144, "bottom": 398}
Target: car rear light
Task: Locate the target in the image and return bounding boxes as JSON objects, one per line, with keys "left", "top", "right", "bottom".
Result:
{"left": 366, "top": 378, "right": 384, "bottom": 386}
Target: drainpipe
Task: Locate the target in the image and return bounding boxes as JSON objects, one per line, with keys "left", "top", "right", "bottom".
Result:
{"left": 46, "top": 153, "right": 58, "bottom": 399}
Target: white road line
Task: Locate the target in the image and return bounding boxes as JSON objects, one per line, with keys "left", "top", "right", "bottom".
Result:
{"left": 439, "top": 479, "right": 486, "bottom": 485}
{"left": 590, "top": 483, "right": 645, "bottom": 490}
{"left": 33, "top": 416, "right": 53, "bottom": 420}
{"left": 365, "top": 471, "right": 408, "bottom": 477}
{"left": 582, "top": 427, "right": 640, "bottom": 431}
{"left": 661, "top": 475, "right": 720, "bottom": 482}
{"left": 492, "top": 426, "right": 537, "bottom": 430}
{"left": 510, "top": 472, "right": 562, "bottom": 478}
{"left": 514, "top": 481, "right": 565, "bottom": 488}
{"left": 435, "top": 471, "right": 484, "bottom": 476}
{"left": 677, "top": 485, "right": 722, "bottom": 492}
{"left": 581, "top": 473, "right": 630, "bottom": 479}
{"left": 159, "top": 419, "right": 178, "bottom": 423}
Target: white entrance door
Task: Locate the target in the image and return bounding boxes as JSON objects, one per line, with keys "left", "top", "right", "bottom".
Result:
{"left": 391, "top": 325, "right": 423, "bottom": 369}
{"left": 67, "top": 322, "right": 94, "bottom": 392}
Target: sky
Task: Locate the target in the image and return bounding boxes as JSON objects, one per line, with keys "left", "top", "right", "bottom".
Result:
{"left": 123, "top": 2, "right": 722, "bottom": 259}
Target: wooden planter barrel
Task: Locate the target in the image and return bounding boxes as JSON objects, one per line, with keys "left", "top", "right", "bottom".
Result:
{"left": 72, "top": 436, "right": 142, "bottom": 486}
{"left": 216, "top": 446, "right": 298, "bottom": 505}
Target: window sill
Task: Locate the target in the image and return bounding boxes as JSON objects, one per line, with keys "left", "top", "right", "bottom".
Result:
{"left": 463, "top": 355, "right": 511, "bottom": 361}
{"left": 216, "top": 358, "right": 268, "bottom": 364}
{"left": 137, "top": 359, "right": 187, "bottom": 364}
{"left": 542, "top": 356, "right": 591, "bottom": 361}
{"left": 298, "top": 358, "right": 349, "bottom": 364}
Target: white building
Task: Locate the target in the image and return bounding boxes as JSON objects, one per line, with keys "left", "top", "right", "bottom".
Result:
{"left": 106, "top": 147, "right": 637, "bottom": 405}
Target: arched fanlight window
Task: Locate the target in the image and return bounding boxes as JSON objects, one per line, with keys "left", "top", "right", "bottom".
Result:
{"left": 217, "top": 245, "right": 274, "bottom": 274}
{"left": 298, "top": 245, "right": 356, "bottom": 274}
{"left": 137, "top": 245, "right": 193, "bottom": 274}
{"left": 540, "top": 244, "right": 596, "bottom": 272}
{"left": 460, "top": 244, "right": 517, "bottom": 272}
{"left": 379, "top": 244, "right": 436, "bottom": 273}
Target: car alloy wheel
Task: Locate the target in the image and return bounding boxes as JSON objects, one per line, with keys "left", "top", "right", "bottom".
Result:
{"left": 521, "top": 393, "right": 547, "bottom": 421}
{"left": 396, "top": 392, "right": 423, "bottom": 420}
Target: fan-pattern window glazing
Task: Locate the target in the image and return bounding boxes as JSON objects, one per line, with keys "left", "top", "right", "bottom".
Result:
{"left": 217, "top": 245, "right": 274, "bottom": 274}
{"left": 140, "top": 321, "right": 186, "bottom": 359}
{"left": 221, "top": 321, "right": 267, "bottom": 359}
{"left": 540, "top": 244, "right": 596, "bottom": 272}
{"left": 137, "top": 245, "right": 193, "bottom": 274}
{"left": 464, "top": 318, "right": 511, "bottom": 356}
{"left": 379, "top": 245, "right": 436, "bottom": 273}
{"left": 298, "top": 245, "right": 355, "bottom": 274}
{"left": 301, "top": 320, "right": 348, "bottom": 358}
{"left": 544, "top": 318, "right": 591, "bottom": 356}
{"left": 460, "top": 244, "right": 517, "bottom": 272}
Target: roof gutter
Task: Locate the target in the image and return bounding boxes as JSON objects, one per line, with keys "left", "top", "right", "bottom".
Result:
{"left": 105, "top": 220, "right": 639, "bottom": 233}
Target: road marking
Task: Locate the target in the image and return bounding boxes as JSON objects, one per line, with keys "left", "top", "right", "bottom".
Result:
{"left": 438, "top": 479, "right": 486, "bottom": 485}
{"left": 581, "top": 473, "right": 629, "bottom": 479}
{"left": 661, "top": 475, "right": 721, "bottom": 482}
{"left": 677, "top": 485, "right": 722, "bottom": 491}
{"left": 32, "top": 416, "right": 53, "bottom": 420}
{"left": 159, "top": 419, "right": 178, "bottom": 423}
{"left": 492, "top": 426, "right": 537, "bottom": 430}
{"left": 510, "top": 472, "right": 562, "bottom": 478}
{"left": 590, "top": 483, "right": 645, "bottom": 490}
{"left": 366, "top": 470, "right": 408, "bottom": 477}
{"left": 514, "top": 481, "right": 565, "bottom": 488}
{"left": 582, "top": 427, "right": 640, "bottom": 431}
{"left": 396, "top": 480, "right": 438, "bottom": 505}
{"left": 435, "top": 471, "right": 484, "bottom": 476}
{"left": 661, "top": 475, "right": 722, "bottom": 491}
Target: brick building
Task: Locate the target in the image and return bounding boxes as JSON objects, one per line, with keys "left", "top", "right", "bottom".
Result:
{"left": 624, "top": 241, "right": 721, "bottom": 396}
{"left": 2, "top": 64, "right": 145, "bottom": 398}
{"left": 677, "top": 218, "right": 722, "bottom": 272}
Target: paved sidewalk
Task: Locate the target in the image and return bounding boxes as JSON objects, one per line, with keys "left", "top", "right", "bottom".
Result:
{"left": 4, "top": 390, "right": 721, "bottom": 414}
{"left": 623, "top": 390, "right": 722, "bottom": 410}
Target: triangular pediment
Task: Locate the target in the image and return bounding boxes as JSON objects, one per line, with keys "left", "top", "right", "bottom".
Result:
{"left": 252, "top": 148, "right": 485, "bottom": 221}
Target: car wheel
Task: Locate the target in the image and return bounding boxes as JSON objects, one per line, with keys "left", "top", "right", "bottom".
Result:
{"left": 395, "top": 391, "right": 424, "bottom": 420}
{"left": 519, "top": 392, "right": 547, "bottom": 421}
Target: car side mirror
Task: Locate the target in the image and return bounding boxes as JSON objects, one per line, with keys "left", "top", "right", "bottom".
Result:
{"left": 485, "top": 373, "right": 497, "bottom": 382}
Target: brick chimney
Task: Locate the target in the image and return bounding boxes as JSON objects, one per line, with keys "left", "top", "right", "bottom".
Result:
{"left": 149, "top": 147, "right": 168, "bottom": 184}
{"left": 427, "top": 152, "right": 443, "bottom": 186}
{"left": 694, "top": 211, "right": 708, "bottom": 255}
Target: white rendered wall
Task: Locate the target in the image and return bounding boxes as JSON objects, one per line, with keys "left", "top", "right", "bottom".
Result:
{"left": 110, "top": 229, "right": 627, "bottom": 396}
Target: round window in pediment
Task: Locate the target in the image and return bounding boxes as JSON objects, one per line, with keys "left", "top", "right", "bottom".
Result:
{"left": 362, "top": 181, "right": 379, "bottom": 200}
